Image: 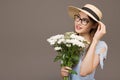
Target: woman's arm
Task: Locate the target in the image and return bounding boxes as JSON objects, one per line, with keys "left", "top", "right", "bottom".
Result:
{"left": 80, "top": 39, "right": 99, "bottom": 76}
{"left": 80, "top": 22, "right": 106, "bottom": 76}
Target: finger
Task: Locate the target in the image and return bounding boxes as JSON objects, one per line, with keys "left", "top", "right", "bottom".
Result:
{"left": 96, "top": 24, "right": 101, "bottom": 33}
{"left": 99, "top": 22, "right": 106, "bottom": 33}
{"left": 61, "top": 67, "right": 69, "bottom": 72}
{"left": 61, "top": 69, "right": 69, "bottom": 73}
{"left": 64, "top": 66, "right": 72, "bottom": 70}
{"left": 61, "top": 71, "right": 69, "bottom": 77}
{"left": 63, "top": 72, "right": 69, "bottom": 77}
{"left": 98, "top": 22, "right": 106, "bottom": 32}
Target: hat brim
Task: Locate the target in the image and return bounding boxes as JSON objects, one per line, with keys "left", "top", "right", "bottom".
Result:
{"left": 68, "top": 6, "right": 99, "bottom": 22}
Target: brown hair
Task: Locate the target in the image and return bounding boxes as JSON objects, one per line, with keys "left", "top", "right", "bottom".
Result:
{"left": 89, "top": 16, "right": 98, "bottom": 38}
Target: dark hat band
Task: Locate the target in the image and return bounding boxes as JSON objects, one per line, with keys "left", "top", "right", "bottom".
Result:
{"left": 82, "top": 7, "right": 100, "bottom": 21}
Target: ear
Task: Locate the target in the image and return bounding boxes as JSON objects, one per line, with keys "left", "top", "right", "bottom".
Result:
{"left": 92, "top": 23, "right": 98, "bottom": 29}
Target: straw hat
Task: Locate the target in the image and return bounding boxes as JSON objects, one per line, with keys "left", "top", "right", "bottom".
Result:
{"left": 68, "top": 4, "right": 102, "bottom": 22}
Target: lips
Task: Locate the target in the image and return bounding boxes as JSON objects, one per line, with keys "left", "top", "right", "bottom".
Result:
{"left": 75, "top": 25, "right": 82, "bottom": 30}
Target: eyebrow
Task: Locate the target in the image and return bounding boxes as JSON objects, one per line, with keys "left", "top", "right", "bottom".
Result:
{"left": 78, "top": 14, "right": 90, "bottom": 20}
{"left": 75, "top": 13, "right": 91, "bottom": 21}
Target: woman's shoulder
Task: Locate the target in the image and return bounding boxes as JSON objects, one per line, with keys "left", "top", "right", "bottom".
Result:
{"left": 95, "top": 40, "right": 108, "bottom": 53}
{"left": 97, "top": 40, "right": 108, "bottom": 47}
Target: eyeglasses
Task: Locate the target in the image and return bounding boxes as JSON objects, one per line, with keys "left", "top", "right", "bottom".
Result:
{"left": 74, "top": 15, "right": 90, "bottom": 26}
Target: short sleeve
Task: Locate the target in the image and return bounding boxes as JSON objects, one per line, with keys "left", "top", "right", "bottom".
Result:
{"left": 95, "top": 41, "right": 108, "bottom": 69}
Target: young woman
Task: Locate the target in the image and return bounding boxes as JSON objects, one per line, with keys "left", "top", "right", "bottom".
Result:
{"left": 61, "top": 4, "right": 108, "bottom": 80}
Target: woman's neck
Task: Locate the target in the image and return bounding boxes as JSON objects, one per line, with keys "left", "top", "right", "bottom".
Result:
{"left": 79, "top": 33, "right": 92, "bottom": 43}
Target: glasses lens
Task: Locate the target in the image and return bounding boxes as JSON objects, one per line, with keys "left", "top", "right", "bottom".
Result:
{"left": 74, "top": 15, "right": 89, "bottom": 26}
{"left": 81, "top": 19, "right": 89, "bottom": 25}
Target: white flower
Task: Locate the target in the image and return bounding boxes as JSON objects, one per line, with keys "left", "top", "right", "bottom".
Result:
{"left": 47, "top": 38, "right": 57, "bottom": 45}
{"left": 65, "top": 39, "right": 85, "bottom": 47}
{"left": 77, "top": 42, "right": 85, "bottom": 47}
{"left": 47, "top": 34, "right": 64, "bottom": 45}
{"left": 65, "top": 39, "right": 73, "bottom": 43}
{"left": 57, "top": 38, "right": 65, "bottom": 44}
{"left": 47, "top": 31, "right": 88, "bottom": 49}
{"left": 70, "top": 34, "right": 85, "bottom": 41}
{"left": 54, "top": 47, "right": 62, "bottom": 51}
{"left": 66, "top": 44, "right": 71, "bottom": 47}
{"left": 52, "top": 34, "right": 64, "bottom": 40}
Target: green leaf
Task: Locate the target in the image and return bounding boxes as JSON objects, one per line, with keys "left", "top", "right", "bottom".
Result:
{"left": 54, "top": 55, "right": 62, "bottom": 62}
{"left": 69, "top": 69, "right": 77, "bottom": 75}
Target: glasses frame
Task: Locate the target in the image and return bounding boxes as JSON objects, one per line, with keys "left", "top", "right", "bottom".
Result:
{"left": 74, "top": 14, "right": 90, "bottom": 26}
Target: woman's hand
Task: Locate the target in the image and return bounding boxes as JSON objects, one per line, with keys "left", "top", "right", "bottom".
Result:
{"left": 61, "top": 66, "right": 72, "bottom": 77}
{"left": 93, "top": 22, "right": 106, "bottom": 41}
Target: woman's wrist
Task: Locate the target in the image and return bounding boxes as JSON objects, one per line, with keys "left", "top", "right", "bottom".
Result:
{"left": 92, "top": 38, "right": 99, "bottom": 45}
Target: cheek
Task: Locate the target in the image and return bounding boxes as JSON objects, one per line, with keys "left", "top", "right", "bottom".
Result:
{"left": 83, "top": 24, "right": 90, "bottom": 29}
{"left": 83, "top": 26, "right": 91, "bottom": 32}
{"left": 86, "top": 26, "right": 91, "bottom": 30}
{"left": 85, "top": 24, "right": 93, "bottom": 30}
{"left": 74, "top": 21, "right": 77, "bottom": 26}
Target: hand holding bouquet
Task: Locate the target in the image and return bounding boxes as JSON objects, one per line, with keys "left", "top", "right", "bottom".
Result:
{"left": 47, "top": 32, "right": 89, "bottom": 80}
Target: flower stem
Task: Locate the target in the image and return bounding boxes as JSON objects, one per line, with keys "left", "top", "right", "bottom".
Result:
{"left": 63, "top": 76, "right": 69, "bottom": 80}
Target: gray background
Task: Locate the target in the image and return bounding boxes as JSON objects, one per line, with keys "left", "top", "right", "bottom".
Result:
{"left": 0, "top": 0, "right": 119, "bottom": 80}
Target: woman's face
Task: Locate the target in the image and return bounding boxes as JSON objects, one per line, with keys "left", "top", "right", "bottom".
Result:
{"left": 74, "top": 12, "right": 95, "bottom": 35}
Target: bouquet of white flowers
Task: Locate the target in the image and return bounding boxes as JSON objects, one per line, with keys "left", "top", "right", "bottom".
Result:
{"left": 47, "top": 32, "right": 89, "bottom": 80}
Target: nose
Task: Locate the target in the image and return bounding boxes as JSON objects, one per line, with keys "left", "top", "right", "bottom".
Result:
{"left": 76, "top": 20, "right": 82, "bottom": 26}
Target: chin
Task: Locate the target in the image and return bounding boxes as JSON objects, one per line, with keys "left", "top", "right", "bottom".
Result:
{"left": 75, "top": 29, "right": 83, "bottom": 34}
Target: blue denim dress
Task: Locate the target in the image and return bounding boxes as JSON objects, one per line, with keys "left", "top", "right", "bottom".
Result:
{"left": 69, "top": 41, "right": 108, "bottom": 80}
